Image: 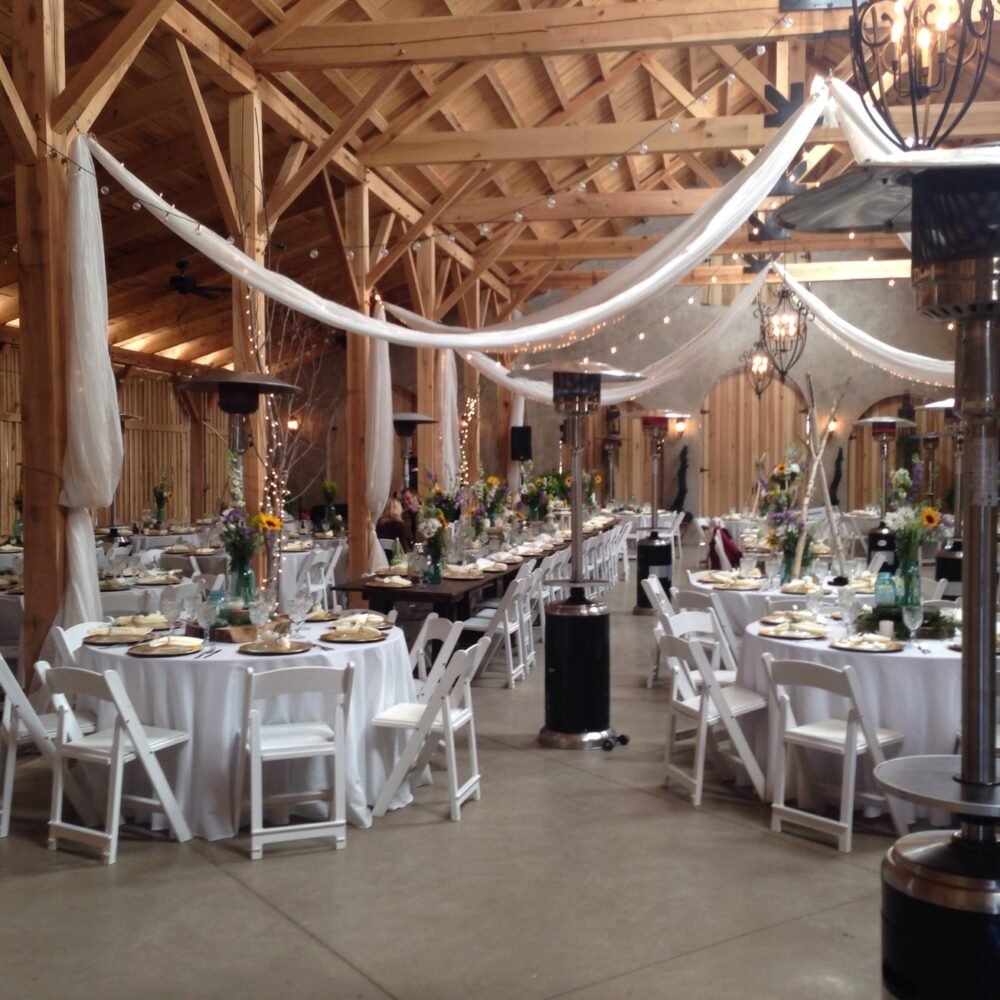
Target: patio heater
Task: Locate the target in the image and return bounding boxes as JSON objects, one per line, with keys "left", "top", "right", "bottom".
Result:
{"left": 919, "top": 397, "right": 964, "bottom": 600}
{"left": 631, "top": 410, "right": 689, "bottom": 615}
{"left": 392, "top": 412, "right": 436, "bottom": 492}
{"left": 853, "top": 415, "right": 916, "bottom": 572}
{"left": 778, "top": 133, "right": 1000, "bottom": 1000}
{"left": 178, "top": 370, "right": 297, "bottom": 456}
{"left": 602, "top": 405, "right": 622, "bottom": 501}
{"left": 516, "top": 361, "right": 640, "bottom": 750}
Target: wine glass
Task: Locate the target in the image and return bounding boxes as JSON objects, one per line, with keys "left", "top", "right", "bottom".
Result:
{"left": 764, "top": 554, "right": 782, "bottom": 588}
{"left": 805, "top": 588, "right": 823, "bottom": 618}
{"left": 160, "top": 596, "right": 183, "bottom": 646}
{"left": 249, "top": 597, "right": 271, "bottom": 645}
{"left": 902, "top": 604, "right": 924, "bottom": 648}
{"left": 195, "top": 599, "right": 216, "bottom": 636}
{"left": 289, "top": 588, "right": 311, "bottom": 639}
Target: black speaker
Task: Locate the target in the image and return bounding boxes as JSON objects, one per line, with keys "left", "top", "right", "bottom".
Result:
{"left": 511, "top": 425, "right": 532, "bottom": 461}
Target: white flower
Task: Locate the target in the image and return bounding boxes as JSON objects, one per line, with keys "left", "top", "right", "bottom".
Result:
{"left": 788, "top": 462, "right": 801, "bottom": 476}
{"left": 419, "top": 519, "right": 442, "bottom": 538}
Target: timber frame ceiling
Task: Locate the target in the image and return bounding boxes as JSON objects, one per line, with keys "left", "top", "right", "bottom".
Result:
{"left": 2, "top": 0, "right": 1000, "bottom": 371}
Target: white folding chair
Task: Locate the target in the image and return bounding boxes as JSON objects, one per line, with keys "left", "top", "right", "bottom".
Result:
{"left": 50, "top": 622, "right": 106, "bottom": 668}
{"left": 920, "top": 576, "right": 947, "bottom": 602}
{"left": 323, "top": 546, "right": 347, "bottom": 611}
{"left": 641, "top": 574, "right": 674, "bottom": 617}
{"left": 670, "top": 587, "right": 742, "bottom": 658}
{"left": 138, "top": 549, "right": 162, "bottom": 570}
{"left": 762, "top": 653, "right": 907, "bottom": 852}
{"left": 866, "top": 552, "right": 887, "bottom": 575}
{"left": 1, "top": 657, "right": 98, "bottom": 837}
{"left": 372, "top": 638, "right": 489, "bottom": 822}
{"left": 463, "top": 577, "right": 528, "bottom": 688}
{"left": 409, "top": 614, "right": 464, "bottom": 701}
{"left": 660, "top": 633, "right": 766, "bottom": 807}
{"left": 0, "top": 595, "right": 23, "bottom": 671}
{"left": 232, "top": 662, "right": 354, "bottom": 860}
{"left": 40, "top": 664, "right": 191, "bottom": 864}
{"left": 99, "top": 591, "right": 148, "bottom": 618}
{"left": 712, "top": 529, "right": 733, "bottom": 571}
{"left": 662, "top": 609, "right": 738, "bottom": 688}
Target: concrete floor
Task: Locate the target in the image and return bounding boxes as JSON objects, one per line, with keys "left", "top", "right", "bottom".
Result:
{"left": 0, "top": 573, "right": 894, "bottom": 999}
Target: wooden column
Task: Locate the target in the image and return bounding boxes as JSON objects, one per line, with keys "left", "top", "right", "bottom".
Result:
{"left": 13, "top": 0, "right": 67, "bottom": 670}
{"left": 413, "top": 239, "right": 439, "bottom": 485}
{"left": 344, "top": 182, "right": 370, "bottom": 583}
{"left": 228, "top": 91, "right": 266, "bottom": 514}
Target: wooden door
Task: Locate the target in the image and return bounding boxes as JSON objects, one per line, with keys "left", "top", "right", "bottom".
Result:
{"left": 699, "top": 370, "right": 807, "bottom": 516}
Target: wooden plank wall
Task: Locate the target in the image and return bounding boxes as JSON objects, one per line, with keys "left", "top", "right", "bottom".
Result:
{"left": 0, "top": 346, "right": 21, "bottom": 535}
{"left": 699, "top": 370, "right": 807, "bottom": 516}
{"left": 847, "top": 396, "right": 955, "bottom": 511}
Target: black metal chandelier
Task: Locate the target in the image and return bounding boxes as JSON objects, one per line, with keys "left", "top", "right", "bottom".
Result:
{"left": 753, "top": 283, "right": 809, "bottom": 381}
{"left": 850, "top": 0, "right": 994, "bottom": 150}
{"left": 740, "top": 338, "right": 774, "bottom": 397}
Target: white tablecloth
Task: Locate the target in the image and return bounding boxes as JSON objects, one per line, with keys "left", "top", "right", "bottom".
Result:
{"left": 131, "top": 532, "right": 203, "bottom": 552}
{"left": 76, "top": 622, "right": 415, "bottom": 839}
{"left": 740, "top": 620, "right": 962, "bottom": 820}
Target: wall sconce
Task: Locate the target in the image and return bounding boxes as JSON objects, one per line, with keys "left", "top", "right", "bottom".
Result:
{"left": 287, "top": 416, "right": 301, "bottom": 432}
{"left": 675, "top": 418, "right": 688, "bottom": 436}
{"left": 828, "top": 417, "right": 839, "bottom": 434}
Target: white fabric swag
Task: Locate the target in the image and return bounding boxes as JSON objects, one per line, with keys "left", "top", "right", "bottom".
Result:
{"left": 61, "top": 136, "right": 124, "bottom": 625}
{"left": 365, "top": 301, "right": 394, "bottom": 571}
{"left": 438, "top": 350, "right": 461, "bottom": 489}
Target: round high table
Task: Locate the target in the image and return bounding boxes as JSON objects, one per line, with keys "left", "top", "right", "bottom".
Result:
{"left": 740, "top": 620, "right": 962, "bottom": 821}
{"left": 76, "top": 622, "right": 416, "bottom": 839}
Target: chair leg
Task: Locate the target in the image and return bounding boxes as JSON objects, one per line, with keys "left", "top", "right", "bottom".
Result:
{"left": 249, "top": 741, "right": 264, "bottom": 861}
{"left": 48, "top": 754, "right": 65, "bottom": 852}
{"left": 104, "top": 748, "right": 126, "bottom": 866}
{"left": 332, "top": 749, "right": 346, "bottom": 849}
{"left": 691, "top": 715, "right": 709, "bottom": 807}
{"left": 771, "top": 743, "right": 788, "bottom": 834}
{"left": 0, "top": 735, "right": 14, "bottom": 839}
{"left": 839, "top": 741, "right": 859, "bottom": 854}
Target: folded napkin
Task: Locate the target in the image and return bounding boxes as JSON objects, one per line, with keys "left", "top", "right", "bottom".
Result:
{"left": 147, "top": 635, "right": 203, "bottom": 651}
{"left": 768, "top": 620, "right": 827, "bottom": 637}
{"left": 781, "top": 579, "right": 823, "bottom": 595}
{"left": 89, "top": 625, "right": 153, "bottom": 640}
{"left": 444, "top": 563, "right": 480, "bottom": 577}
{"left": 167, "top": 543, "right": 196, "bottom": 553}
{"left": 475, "top": 557, "right": 506, "bottom": 572}
{"left": 331, "top": 623, "right": 382, "bottom": 640}
{"left": 339, "top": 612, "right": 387, "bottom": 627}
{"left": 115, "top": 613, "right": 168, "bottom": 628}
{"left": 838, "top": 632, "right": 894, "bottom": 648}
{"left": 305, "top": 603, "right": 330, "bottom": 621}
{"left": 376, "top": 575, "right": 410, "bottom": 586}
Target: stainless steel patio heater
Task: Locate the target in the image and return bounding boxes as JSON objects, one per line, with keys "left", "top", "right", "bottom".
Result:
{"left": 516, "top": 361, "right": 640, "bottom": 750}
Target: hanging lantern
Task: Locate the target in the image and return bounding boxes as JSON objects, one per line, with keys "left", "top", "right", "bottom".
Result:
{"left": 754, "top": 284, "right": 810, "bottom": 381}
{"left": 850, "top": 0, "right": 994, "bottom": 150}
{"left": 740, "top": 338, "right": 775, "bottom": 397}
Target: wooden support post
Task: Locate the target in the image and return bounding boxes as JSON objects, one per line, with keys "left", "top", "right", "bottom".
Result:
{"left": 344, "top": 182, "right": 370, "bottom": 584}
{"left": 496, "top": 353, "right": 513, "bottom": 476}
{"left": 229, "top": 92, "right": 266, "bottom": 518}
{"left": 412, "top": 238, "right": 439, "bottom": 486}
{"left": 13, "top": 0, "right": 67, "bottom": 673}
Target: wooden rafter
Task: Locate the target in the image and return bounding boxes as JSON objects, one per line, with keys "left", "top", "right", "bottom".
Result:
{"left": 0, "top": 57, "right": 36, "bottom": 163}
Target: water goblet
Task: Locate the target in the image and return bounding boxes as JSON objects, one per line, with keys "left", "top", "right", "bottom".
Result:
{"left": 195, "top": 599, "right": 216, "bottom": 636}
{"left": 160, "top": 596, "right": 183, "bottom": 646}
{"left": 764, "top": 554, "right": 781, "bottom": 588}
{"left": 902, "top": 604, "right": 924, "bottom": 648}
{"left": 249, "top": 598, "right": 271, "bottom": 645}
{"left": 805, "top": 588, "right": 823, "bottom": 618}
{"left": 289, "top": 589, "right": 311, "bottom": 639}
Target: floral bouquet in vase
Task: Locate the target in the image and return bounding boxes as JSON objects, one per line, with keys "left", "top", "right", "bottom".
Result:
{"left": 219, "top": 507, "right": 266, "bottom": 606}
{"left": 152, "top": 473, "right": 173, "bottom": 527}
{"left": 419, "top": 504, "right": 449, "bottom": 583}
{"left": 886, "top": 504, "right": 947, "bottom": 605}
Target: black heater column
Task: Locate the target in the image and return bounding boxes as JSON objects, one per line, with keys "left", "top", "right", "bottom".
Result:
{"left": 516, "top": 363, "right": 639, "bottom": 750}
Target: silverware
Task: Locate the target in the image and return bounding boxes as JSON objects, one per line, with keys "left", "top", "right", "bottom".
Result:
{"left": 195, "top": 645, "right": 217, "bottom": 659}
{"left": 200, "top": 647, "right": 220, "bottom": 659}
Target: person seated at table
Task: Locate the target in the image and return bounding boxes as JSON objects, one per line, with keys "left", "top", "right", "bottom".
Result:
{"left": 400, "top": 488, "right": 420, "bottom": 550}
{"left": 376, "top": 498, "right": 413, "bottom": 550}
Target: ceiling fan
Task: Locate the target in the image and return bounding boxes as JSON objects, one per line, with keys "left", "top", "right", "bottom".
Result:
{"left": 168, "top": 259, "right": 229, "bottom": 300}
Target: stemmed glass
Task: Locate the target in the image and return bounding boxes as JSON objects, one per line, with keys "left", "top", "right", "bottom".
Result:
{"left": 289, "top": 588, "right": 311, "bottom": 640}
{"left": 160, "top": 596, "right": 183, "bottom": 647}
{"left": 805, "top": 588, "right": 823, "bottom": 619}
{"left": 249, "top": 596, "right": 271, "bottom": 645}
{"left": 196, "top": 599, "right": 216, "bottom": 637}
{"left": 764, "top": 554, "right": 782, "bottom": 589}
{"left": 902, "top": 604, "right": 924, "bottom": 648}
{"left": 837, "top": 586, "right": 859, "bottom": 636}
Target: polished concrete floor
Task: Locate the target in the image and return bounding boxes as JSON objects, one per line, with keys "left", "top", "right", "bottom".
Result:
{"left": 0, "top": 567, "right": 893, "bottom": 999}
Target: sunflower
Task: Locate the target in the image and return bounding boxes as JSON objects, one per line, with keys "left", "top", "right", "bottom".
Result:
{"left": 486, "top": 475, "right": 500, "bottom": 487}
{"left": 594, "top": 474, "right": 603, "bottom": 485}
{"left": 565, "top": 476, "right": 572, "bottom": 486}
{"left": 254, "top": 512, "right": 283, "bottom": 532}
{"left": 920, "top": 507, "right": 941, "bottom": 529}
{"left": 774, "top": 462, "right": 788, "bottom": 477}
{"left": 534, "top": 478, "right": 543, "bottom": 487}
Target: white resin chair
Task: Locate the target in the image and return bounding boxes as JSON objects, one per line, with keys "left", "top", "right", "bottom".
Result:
{"left": 1, "top": 657, "right": 97, "bottom": 837}
{"left": 641, "top": 574, "right": 674, "bottom": 617}
{"left": 372, "top": 638, "right": 489, "bottom": 822}
{"left": 762, "top": 653, "right": 907, "bottom": 853}
{"left": 662, "top": 610, "right": 738, "bottom": 688}
{"left": 920, "top": 576, "right": 947, "bottom": 602}
{"left": 463, "top": 577, "right": 528, "bottom": 688}
{"left": 409, "top": 614, "right": 464, "bottom": 701}
{"left": 50, "top": 622, "right": 106, "bottom": 668}
{"left": 232, "top": 662, "right": 354, "bottom": 860}
{"left": 40, "top": 663, "right": 191, "bottom": 864}
{"left": 866, "top": 552, "right": 887, "bottom": 575}
{"left": 660, "top": 633, "right": 766, "bottom": 807}
{"left": 99, "top": 591, "right": 148, "bottom": 619}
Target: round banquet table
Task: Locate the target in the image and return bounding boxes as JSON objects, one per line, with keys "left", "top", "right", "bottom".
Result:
{"left": 740, "top": 619, "right": 962, "bottom": 821}
{"left": 131, "top": 532, "right": 204, "bottom": 552}
{"left": 76, "top": 622, "right": 416, "bottom": 839}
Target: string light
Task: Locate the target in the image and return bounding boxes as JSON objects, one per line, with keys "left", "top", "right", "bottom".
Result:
{"left": 309, "top": 248, "right": 319, "bottom": 259}
{"left": 662, "top": 315, "right": 671, "bottom": 324}
{"left": 638, "top": 142, "right": 649, "bottom": 155}
{"left": 546, "top": 196, "right": 557, "bottom": 208}
{"left": 513, "top": 210, "right": 523, "bottom": 222}
{"left": 756, "top": 43, "right": 766, "bottom": 55}
{"left": 577, "top": 180, "right": 587, "bottom": 192}
{"left": 608, "top": 160, "right": 619, "bottom": 172}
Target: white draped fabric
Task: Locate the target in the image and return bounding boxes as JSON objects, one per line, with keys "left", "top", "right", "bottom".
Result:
{"left": 60, "top": 137, "right": 123, "bottom": 626}
{"left": 365, "top": 302, "right": 393, "bottom": 571}
{"left": 438, "top": 350, "right": 461, "bottom": 489}
{"left": 507, "top": 394, "right": 526, "bottom": 496}
{"left": 775, "top": 263, "right": 954, "bottom": 387}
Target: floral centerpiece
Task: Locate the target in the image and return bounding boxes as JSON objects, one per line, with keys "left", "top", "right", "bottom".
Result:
{"left": 886, "top": 503, "right": 947, "bottom": 605}
{"left": 219, "top": 506, "right": 268, "bottom": 605}
{"left": 418, "top": 503, "right": 449, "bottom": 583}
{"left": 429, "top": 481, "right": 462, "bottom": 523}
{"left": 759, "top": 453, "right": 807, "bottom": 582}
{"left": 544, "top": 471, "right": 571, "bottom": 504}
{"left": 152, "top": 473, "right": 172, "bottom": 527}
{"left": 521, "top": 477, "right": 549, "bottom": 521}
{"left": 582, "top": 471, "right": 603, "bottom": 508}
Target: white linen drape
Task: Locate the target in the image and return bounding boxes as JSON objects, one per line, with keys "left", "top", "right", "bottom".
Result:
{"left": 775, "top": 263, "right": 954, "bottom": 387}
{"left": 365, "top": 302, "right": 393, "bottom": 571}
{"left": 507, "top": 394, "right": 526, "bottom": 497}
{"left": 60, "top": 136, "right": 123, "bottom": 625}
{"left": 438, "top": 350, "right": 461, "bottom": 489}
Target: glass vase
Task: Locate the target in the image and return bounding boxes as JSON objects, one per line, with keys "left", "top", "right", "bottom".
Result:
{"left": 781, "top": 549, "right": 796, "bottom": 584}
{"left": 230, "top": 560, "right": 256, "bottom": 607}
{"left": 423, "top": 557, "right": 442, "bottom": 584}
{"left": 155, "top": 502, "right": 165, "bottom": 527}
{"left": 898, "top": 558, "right": 921, "bottom": 607}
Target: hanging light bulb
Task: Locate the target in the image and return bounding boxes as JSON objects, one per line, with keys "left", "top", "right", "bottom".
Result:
{"left": 577, "top": 180, "right": 587, "bottom": 191}
{"left": 755, "top": 43, "right": 767, "bottom": 56}
{"left": 513, "top": 210, "right": 524, "bottom": 222}
{"left": 638, "top": 141, "right": 649, "bottom": 155}
{"left": 412, "top": 240, "right": 422, "bottom": 252}
{"left": 546, "top": 196, "right": 557, "bottom": 208}
{"left": 309, "top": 248, "right": 319, "bottom": 259}
{"left": 608, "top": 159, "right": 619, "bottom": 172}
{"left": 346, "top": 249, "right": 356, "bottom": 261}
{"left": 754, "top": 283, "right": 810, "bottom": 380}
{"left": 669, "top": 120, "right": 680, "bottom": 133}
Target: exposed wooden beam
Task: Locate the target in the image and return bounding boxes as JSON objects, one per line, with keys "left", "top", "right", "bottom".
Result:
{"left": 264, "top": 63, "right": 409, "bottom": 227}
{"left": 248, "top": 0, "right": 349, "bottom": 56}
{"left": 711, "top": 44, "right": 776, "bottom": 110}
{"left": 51, "top": 0, "right": 176, "bottom": 134}
{"left": 0, "top": 57, "right": 36, "bottom": 163}
{"left": 319, "top": 170, "right": 362, "bottom": 311}
{"left": 435, "top": 223, "right": 525, "bottom": 321}
{"left": 166, "top": 38, "right": 241, "bottom": 237}
{"left": 251, "top": 3, "right": 849, "bottom": 69}
{"left": 364, "top": 101, "right": 1000, "bottom": 165}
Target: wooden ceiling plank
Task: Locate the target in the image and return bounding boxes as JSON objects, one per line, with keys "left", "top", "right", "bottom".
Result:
{"left": 265, "top": 62, "right": 409, "bottom": 227}
{"left": 167, "top": 38, "right": 241, "bottom": 236}
{"left": 678, "top": 152, "right": 721, "bottom": 187}
{"left": 0, "top": 57, "right": 36, "bottom": 163}
{"left": 52, "top": 0, "right": 176, "bottom": 134}
{"left": 495, "top": 261, "right": 557, "bottom": 322}
{"left": 435, "top": 223, "right": 526, "bottom": 321}
{"left": 251, "top": 4, "right": 849, "bottom": 70}
{"left": 249, "top": 0, "right": 349, "bottom": 56}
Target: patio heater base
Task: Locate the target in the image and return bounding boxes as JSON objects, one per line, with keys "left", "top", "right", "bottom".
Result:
{"left": 883, "top": 831, "right": 1000, "bottom": 999}
{"left": 540, "top": 589, "right": 626, "bottom": 751}
{"left": 868, "top": 522, "right": 897, "bottom": 573}
{"left": 633, "top": 534, "right": 673, "bottom": 615}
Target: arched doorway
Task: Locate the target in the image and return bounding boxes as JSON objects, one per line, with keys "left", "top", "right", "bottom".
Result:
{"left": 847, "top": 395, "right": 956, "bottom": 511}
{"left": 699, "top": 370, "right": 807, "bottom": 515}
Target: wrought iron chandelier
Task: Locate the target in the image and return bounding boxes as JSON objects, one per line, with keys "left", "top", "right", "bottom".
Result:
{"left": 850, "top": 0, "right": 994, "bottom": 150}
{"left": 740, "top": 338, "right": 774, "bottom": 397}
{"left": 754, "top": 283, "right": 810, "bottom": 381}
